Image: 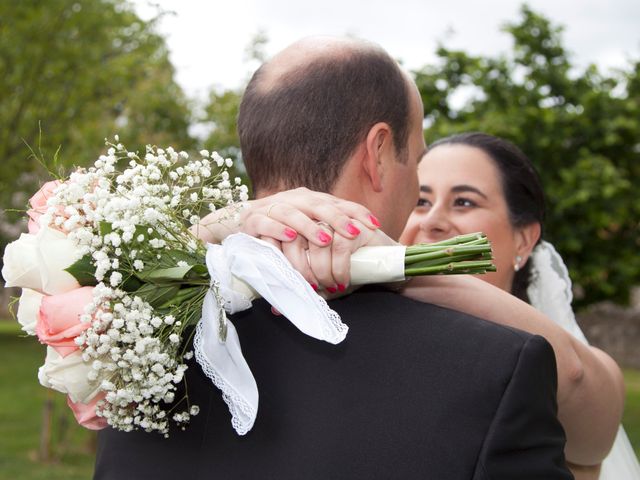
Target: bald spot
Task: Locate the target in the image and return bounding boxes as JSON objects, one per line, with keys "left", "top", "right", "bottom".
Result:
{"left": 256, "top": 36, "right": 381, "bottom": 93}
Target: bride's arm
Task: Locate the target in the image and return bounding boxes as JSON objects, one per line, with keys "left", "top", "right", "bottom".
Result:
{"left": 191, "top": 187, "right": 380, "bottom": 245}
{"left": 193, "top": 188, "right": 625, "bottom": 466}
{"left": 401, "top": 275, "right": 625, "bottom": 467}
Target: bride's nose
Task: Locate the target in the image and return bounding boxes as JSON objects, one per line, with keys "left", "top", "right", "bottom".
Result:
{"left": 419, "top": 204, "right": 454, "bottom": 242}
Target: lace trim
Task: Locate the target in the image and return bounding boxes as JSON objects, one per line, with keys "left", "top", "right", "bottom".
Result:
{"left": 194, "top": 233, "right": 349, "bottom": 435}
{"left": 223, "top": 233, "right": 348, "bottom": 344}
{"left": 527, "top": 241, "right": 587, "bottom": 343}
{"left": 193, "top": 318, "right": 255, "bottom": 435}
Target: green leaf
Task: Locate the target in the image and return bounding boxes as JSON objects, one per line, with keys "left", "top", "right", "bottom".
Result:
{"left": 99, "top": 221, "right": 113, "bottom": 237}
{"left": 64, "top": 255, "right": 97, "bottom": 286}
{"left": 133, "top": 283, "right": 180, "bottom": 309}
{"left": 186, "top": 264, "right": 208, "bottom": 280}
{"left": 138, "top": 265, "right": 194, "bottom": 282}
{"left": 121, "top": 274, "right": 143, "bottom": 292}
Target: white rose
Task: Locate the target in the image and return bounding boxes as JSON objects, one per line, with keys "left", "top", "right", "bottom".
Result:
{"left": 2, "top": 226, "right": 82, "bottom": 295}
{"left": 2, "top": 234, "right": 42, "bottom": 290}
{"left": 38, "top": 347, "right": 102, "bottom": 404}
{"left": 16, "top": 288, "right": 44, "bottom": 335}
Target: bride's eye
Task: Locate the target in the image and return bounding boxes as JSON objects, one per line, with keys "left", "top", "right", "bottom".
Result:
{"left": 453, "top": 197, "right": 476, "bottom": 208}
{"left": 416, "top": 197, "right": 431, "bottom": 208}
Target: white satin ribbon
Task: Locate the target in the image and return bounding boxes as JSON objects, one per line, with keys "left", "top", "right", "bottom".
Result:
{"left": 194, "top": 233, "right": 353, "bottom": 435}
{"left": 349, "top": 245, "right": 406, "bottom": 285}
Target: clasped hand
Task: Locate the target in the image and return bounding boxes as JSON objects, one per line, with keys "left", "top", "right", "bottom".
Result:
{"left": 194, "top": 187, "right": 397, "bottom": 297}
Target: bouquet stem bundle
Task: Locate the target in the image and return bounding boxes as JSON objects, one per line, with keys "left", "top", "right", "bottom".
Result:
{"left": 404, "top": 233, "right": 495, "bottom": 276}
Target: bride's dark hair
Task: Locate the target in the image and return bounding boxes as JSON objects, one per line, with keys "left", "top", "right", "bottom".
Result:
{"left": 428, "top": 132, "right": 546, "bottom": 303}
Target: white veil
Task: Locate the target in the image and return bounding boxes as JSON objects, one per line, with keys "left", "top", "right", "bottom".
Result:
{"left": 527, "top": 241, "right": 640, "bottom": 479}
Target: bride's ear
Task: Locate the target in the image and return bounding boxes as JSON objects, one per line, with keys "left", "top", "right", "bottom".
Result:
{"left": 515, "top": 222, "right": 541, "bottom": 265}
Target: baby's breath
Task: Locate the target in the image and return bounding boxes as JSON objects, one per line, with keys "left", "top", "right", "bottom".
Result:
{"left": 41, "top": 138, "right": 247, "bottom": 435}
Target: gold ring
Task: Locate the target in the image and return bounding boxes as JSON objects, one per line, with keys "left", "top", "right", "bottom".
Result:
{"left": 266, "top": 203, "right": 278, "bottom": 218}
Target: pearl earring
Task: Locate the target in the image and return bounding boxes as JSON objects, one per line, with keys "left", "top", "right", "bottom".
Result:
{"left": 514, "top": 255, "right": 523, "bottom": 272}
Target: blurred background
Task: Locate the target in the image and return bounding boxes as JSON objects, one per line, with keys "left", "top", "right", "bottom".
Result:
{"left": 0, "top": 1, "right": 638, "bottom": 478}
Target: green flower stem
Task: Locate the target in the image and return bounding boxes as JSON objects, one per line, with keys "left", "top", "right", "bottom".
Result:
{"left": 404, "top": 244, "right": 492, "bottom": 265}
{"left": 405, "top": 260, "right": 496, "bottom": 276}
{"left": 408, "top": 232, "right": 487, "bottom": 247}
{"left": 404, "top": 232, "right": 496, "bottom": 276}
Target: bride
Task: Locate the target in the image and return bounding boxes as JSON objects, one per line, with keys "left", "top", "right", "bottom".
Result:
{"left": 199, "top": 132, "right": 638, "bottom": 479}
{"left": 397, "top": 133, "right": 638, "bottom": 480}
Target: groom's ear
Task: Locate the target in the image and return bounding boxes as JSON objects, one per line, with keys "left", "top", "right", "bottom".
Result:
{"left": 361, "top": 122, "right": 393, "bottom": 193}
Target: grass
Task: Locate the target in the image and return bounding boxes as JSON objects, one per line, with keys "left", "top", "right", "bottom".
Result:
{"left": 0, "top": 321, "right": 638, "bottom": 479}
{"left": 624, "top": 368, "right": 640, "bottom": 457}
{"left": 0, "top": 322, "right": 95, "bottom": 480}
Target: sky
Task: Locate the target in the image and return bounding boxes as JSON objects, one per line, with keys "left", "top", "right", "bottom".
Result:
{"left": 131, "top": 0, "right": 640, "bottom": 100}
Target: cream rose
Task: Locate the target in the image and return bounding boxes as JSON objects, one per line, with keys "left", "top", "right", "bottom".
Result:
{"left": 16, "top": 288, "right": 44, "bottom": 335}
{"left": 2, "top": 225, "right": 82, "bottom": 295}
{"left": 38, "top": 346, "right": 101, "bottom": 404}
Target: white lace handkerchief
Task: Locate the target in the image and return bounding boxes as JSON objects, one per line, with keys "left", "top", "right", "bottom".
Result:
{"left": 194, "top": 233, "right": 349, "bottom": 435}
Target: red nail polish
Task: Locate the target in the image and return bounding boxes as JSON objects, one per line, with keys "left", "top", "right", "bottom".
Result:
{"left": 326, "top": 286, "right": 337, "bottom": 294}
{"left": 369, "top": 214, "right": 381, "bottom": 227}
{"left": 311, "top": 283, "right": 318, "bottom": 291}
{"left": 346, "top": 223, "right": 361, "bottom": 235}
{"left": 337, "top": 284, "right": 346, "bottom": 292}
{"left": 284, "top": 228, "right": 297, "bottom": 239}
{"left": 318, "top": 230, "right": 332, "bottom": 243}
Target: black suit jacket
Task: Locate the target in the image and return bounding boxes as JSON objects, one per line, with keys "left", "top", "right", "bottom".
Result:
{"left": 95, "top": 290, "right": 573, "bottom": 479}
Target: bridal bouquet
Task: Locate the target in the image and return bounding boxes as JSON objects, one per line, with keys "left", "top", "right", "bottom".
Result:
{"left": 2, "top": 139, "right": 494, "bottom": 436}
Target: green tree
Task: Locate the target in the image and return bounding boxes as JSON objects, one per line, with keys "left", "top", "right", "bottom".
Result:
{"left": 198, "top": 11, "right": 639, "bottom": 306}
{"left": 200, "top": 32, "right": 270, "bottom": 187}
{"left": 414, "top": 5, "right": 640, "bottom": 306}
{"left": 0, "top": 0, "right": 194, "bottom": 245}
{"left": 202, "top": 89, "right": 242, "bottom": 162}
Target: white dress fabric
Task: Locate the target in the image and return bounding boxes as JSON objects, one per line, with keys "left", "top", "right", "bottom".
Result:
{"left": 528, "top": 241, "right": 640, "bottom": 479}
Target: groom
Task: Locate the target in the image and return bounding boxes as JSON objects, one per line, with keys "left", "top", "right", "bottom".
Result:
{"left": 94, "top": 37, "right": 572, "bottom": 479}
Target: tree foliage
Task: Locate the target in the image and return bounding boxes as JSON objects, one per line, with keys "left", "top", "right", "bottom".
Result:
{"left": 201, "top": 7, "right": 639, "bottom": 306}
{"left": 0, "top": 0, "right": 194, "bottom": 241}
{"left": 2, "top": 3, "right": 637, "bottom": 306}
{"left": 414, "top": 5, "right": 640, "bottom": 306}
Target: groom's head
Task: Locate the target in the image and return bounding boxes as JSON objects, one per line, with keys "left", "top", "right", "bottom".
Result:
{"left": 238, "top": 36, "right": 426, "bottom": 239}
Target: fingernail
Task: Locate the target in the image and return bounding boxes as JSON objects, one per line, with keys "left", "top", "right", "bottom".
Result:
{"left": 270, "top": 306, "right": 281, "bottom": 316}
{"left": 326, "top": 286, "right": 337, "bottom": 294}
{"left": 284, "top": 228, "right": 297, "bottom": 239}
{"left": 346, "top": 223, "right": 361, "bottom": 236}
{"left": 311, "top": 283, "right": 318, "bottom": 291}
{"left": 337, "top": 284, "right": 346, "bottom": 292}
{"left": 369, "top": 214, "right": 381, "bottom": 227}
{"left": 318, "top": 230, "right": 332, "bottom": 243}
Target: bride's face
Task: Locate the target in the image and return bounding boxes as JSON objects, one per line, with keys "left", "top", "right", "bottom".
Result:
{"left": 399, "top": 144, "right": 523, "bottom": 292}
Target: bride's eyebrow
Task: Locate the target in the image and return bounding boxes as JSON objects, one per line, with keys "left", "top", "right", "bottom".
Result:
{"left": 451, "top": 185, "right": 488, "bottom": 199}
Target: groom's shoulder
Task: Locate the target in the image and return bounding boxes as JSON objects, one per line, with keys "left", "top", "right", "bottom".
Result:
{"left": 329, "top": 288, "right": 557, "bottom": 408}
{"left": 331, "top": 288, "right": 542, "bottom": 350}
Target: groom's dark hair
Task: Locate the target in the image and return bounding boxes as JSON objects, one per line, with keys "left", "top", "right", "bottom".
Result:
{"left": 238, "top": 40, "right": 411, "bottom": 194}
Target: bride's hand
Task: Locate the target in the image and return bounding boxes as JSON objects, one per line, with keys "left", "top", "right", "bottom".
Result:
{"left": 191, "top": 187, "right": 380, "bottom": 245}
{"left": 238, "top": 188, "right": 396, "bottom": 293}
{"left": 305, "top": 225, "right": 397, "bottom": 294}
{"left": 241, "top": 187, "right": 380, "bottom": 246}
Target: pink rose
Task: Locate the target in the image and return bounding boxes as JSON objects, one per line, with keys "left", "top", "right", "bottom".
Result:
{"left": 67, "top": 393, "right": 108, "bottom": 430}
{"left": 27, "top": 180, "right": 61, "bottom": 234}
{"left": 36, "top": 286, "right": 94, "bottom": 356}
